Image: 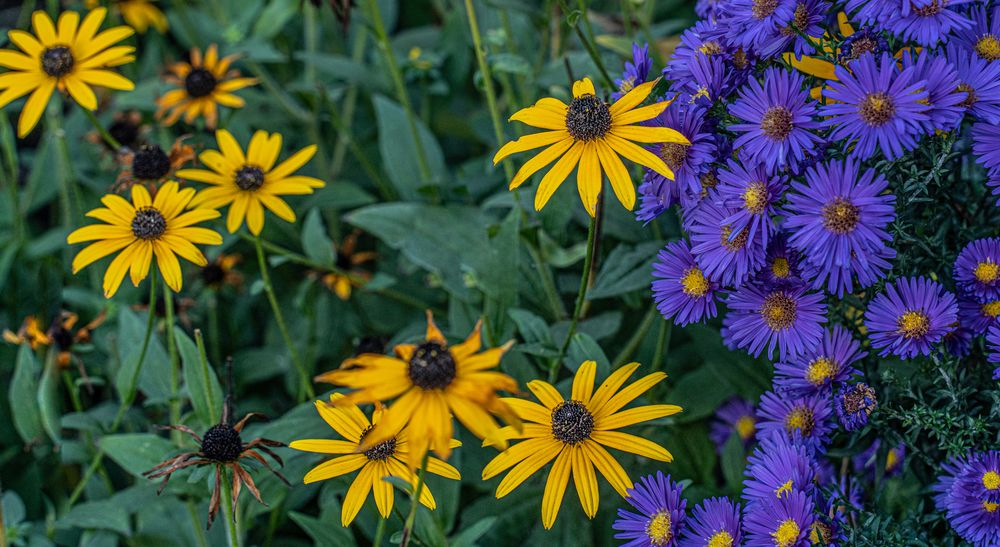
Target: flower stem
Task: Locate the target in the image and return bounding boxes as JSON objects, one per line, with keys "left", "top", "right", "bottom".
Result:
{"left": 164, "top": 280, "right": 181, "bottom": 445}
{"left": 399, "top": 452, "right": 430, "bottom": 547}
{"left": 253, "top": 235, "right": 315, "bottom": 401}
{"left": 363, "top": 0, "right": 433, "bottom": 184}
{"left": 570, "top": 0, "right": 615, "bottom": 90}
{"left": 80, "top": 107, "right": 122, "bottom": 151}
{"left": 465, "top": 0, "right": 512, "bottom": 181}
{"left": 373, "top": 517, "right": 387, "bottom": 547}
{"left": 549, "top": 213, "right": 598, "bottom": 383}
{"left": 221, "top": 469, "right": 241, "bottom": 547}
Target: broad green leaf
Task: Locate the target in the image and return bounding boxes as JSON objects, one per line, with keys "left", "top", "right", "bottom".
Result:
{"left": 37, "top": 351, "right": 62, "bottom": 444}
{"left": 587, "top": 242, "right": 662, "bottom": 300}
{"left": 508, "top": 308, "right": 553, "bottom": 345}
{"left": 9, "top": 344, "right": 44, "bottom": 445}
{"left": 58, "top": 499, "right": 131, "bottom": 535}
{"left": 178, "top": 328, "right": 223, "bottom": 426}
{"left": 100, "top": 433, "right": 176, "bottom": 478}
{"left": 251, "top": 0, "right": 297, "bottom": 38}
{"left": 114, "top": 307, "right": 170, "bottom": 404}
{"left": 450, "top": 516, "right": 497, "bottom": 547}
{"left": 721, "top": 434, "right": 747, "bottom": 494}
{"left": 288, "top": 511, "right": 354, "bottom": 546}
{"left": 372, "top": 95, "right": 447, "bottom": 199}
{"left": 301, "top": 208, "right": 335, "bottom": 267}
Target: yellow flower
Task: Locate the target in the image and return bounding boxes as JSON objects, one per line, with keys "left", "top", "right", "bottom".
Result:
{"left": 493, "top": 77, "right": 688, "bottom": 216}
{"left": 86, "top": 0, "right": 167, "bottom": 34}
{"left": 67, "top": 182, "right": 223, "bottom": 297}
{"left": 482, "top": 360, "right": 682, "bottom": 529}
{"left": 289, "top": 394, "right": 461, "bottom": 526}
{"left": 0, "top": 8, "right": 135, "bottom": 137}
{"left": 156, "top": 45, "right": 257, "bottom": 129}
{"left": 316, "top": 311, "right": 520, "bottom": 469}
{"left": 178, "top": 129, "right": 325, "bottom": 235}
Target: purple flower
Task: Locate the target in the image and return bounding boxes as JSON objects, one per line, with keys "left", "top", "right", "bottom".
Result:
{"left": 743, "top": 432, "right": 817, "bottom": 503}
{"left": 952, "top": 5, "right": 1000, "bottom": 63}
{"left": 864, "top": 276, "right": 959, "bottom": 359}
{"left": 743, "top": 489, "right": 814, "bottom": 547}
{"left": 988, "top": 324, "right": 1000, "bottom": 365}
{"left": 944, "top": 319, "right": 975, "bottom": 357}
{"left": 680, "top": 51, "right": 733, "bottom": 105}
{"left": 614, "top": 43, "right": 653, "bottom": 101}
{"left": 954, "top": 238, "right": 1000, "bottom": 303}
{"left": 715, "top": 159, "right": 786, "bottom": 248}
{"left": 948, "top": 45, "right": 1000, "bottom": 124}
{"left": 710, "top": 397, "right": 758, "bottom": 452}
{"left": 855, "top": 439, "right": 906, "bottom": 479}
{"left": 958, "top": 295, "right": 1000, "bottom": 335}
{"left": 666, "top": 21, "right": 728, "bottom": 86}
{"left": 689, "top": 200, "right": 767, "bottom": 286}
{"left": 773, "top": 325, "right": 865, "bottom": 396}
{"left": 837, "top": 27, "right": 891, "bottom": 64}
{"left": 723, "top": 282, "right": 827, "bottom": 360}
{"left": 652, "top": 240, "right": 721, "bottom": 326}
{"left": 728, "top": 67, "right": 822, "bottom": 173}
{"left": 785, "top": 159, "right": 896, "bottom": 297}
{"left": 935, "top": 451, "right": 1000, "bottom": 547}
{"left": 882, "top": 0, "right": 973, "bottom": 46}
{"left": 722, "top": 0, "right": 796, "bottom": 57}
{"left": 972, "top": 122, "right": 1000, "bottom": 174}
{"left": 799, "top": 239, "right": 896, "bottom": 297}
{"left": 779, "top": 0, "right": 831, "bottom": 56}
{"left": 821, "top": 53, "right": 929, "bottom": 161}
{"left": 756, "top": 390, "right": 834, "bottom": 451}
{"left": 613, "top": 472, "right": 687, "bottom": 547}
{"left": 757, "top": 232, "right": 804, "bottom": 290}
{"left": 679, "top": 497, "right": 742, "bottom": 547}
{"left": 834, "top": 382, "right": 877, "bottom": 432}
{"left": 845, "top": 0, "right": 897, "bottom": 27}
{"left": 900, "top": 50, "right": 966, "bottom": 133}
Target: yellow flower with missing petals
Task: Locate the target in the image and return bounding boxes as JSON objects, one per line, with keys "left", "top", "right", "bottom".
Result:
{"left": 67, "top": 182, "right": 223, "bottom": 297}
{"left": 156, "top": 45, "right": 257, "bottom": 129}
{"left": 178, "top": 129, "right": 325, "bottom": 235}
{"left": 289, "top": 394, "right": 461, "bottom": 526}
{"left": 315, "top": 311, "right": 520, "bottom": 469}
{"left": 0, "top": 8, "right": 135, "bottom": 137}
{"left": 493, "top": 77, "right": 688, "bottom": 216}
{"left": 483, "top": 361, "right": 682, "bottom": 529}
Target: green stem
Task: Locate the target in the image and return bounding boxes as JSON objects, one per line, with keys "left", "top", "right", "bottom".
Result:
{"left": 465, "top": 0, "right": 513, "bottom": 182}
{"left": 186, "top": 500, "right": 211, "bottom": 547}
{"left": 571, "top": 0, "right": 615, "bottom": 89}
{"left": 81, "top": 107, "right": 122, "bottom": 150}
{"left": 399, "top": 452, "right": 430, "bottom": 547}
{"left": 67, "top": 274, "right": 158, "bottom": 507}
{"left": 253, "top": 235, "right": 315, "bottom": 401}
{"left": 221, "top": 469, "right": 241, "bottom": 547}
{"left": 164, "top": 279, "right": 181, "bottom": 445}
{"left": 326, "top": 104, "right": 395, "bottom": 200}
{"left": 208, "top": 292, "right": 223, "bottom": 366}
{"left": 246, "top": 61, "right": 310, "bottom": 122}
{"left": 372, "top": 516, "right": 387, "bottom": 547}
{"left": 548, "top": 214, "right": 598, "bottom": 383}
{"left": 613, "top": 305, "right": 656, "bottom": 366}
{"left": 651, "top": 319, "right": 672, "bottom": 373}
{"left": 330, "top": 31, "right": 367, "bottom": 178}
{"left": 363, "top": 0, "right": 433, "bottom": 183}
{"left": 526, "top": 240, "right": 566, "bottom": 321}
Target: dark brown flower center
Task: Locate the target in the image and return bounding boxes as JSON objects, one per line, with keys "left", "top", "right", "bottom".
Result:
{"left": 132, "top": 144, "right": 171, "bottom": 180}
{"left": 912, "top": 0, "right": 941, "bottom": 16}
{"left": 957, "top": 83, "right": 978, "bottom": 109}
{"left": 42, "top": 46, "right": 74, "bottom": 77}
{"left": 408, "top": 341, "right": 456, "bottom": 390}
{"left": 551, "top": 401, "right": 594, "bottom": 444}
{"left": 858, "top": 92, "right": 895, "bottom": 126}
{"left": 752, "top": 0, "right": 779, "bottom": 19}
{"left": 822, "top": 197, "right": 860, "bottom": 234}
{"left": 235, "top": 166, "right": 265, "bottom": 191}
{"left": 761, "top": 106, "right": 794, "bottom": 140}
{"left": 201, "top": 423, "right": 243, "bottom": 462}
{"left": 843, "top": 37, "right": 878, "bottom": 61}
{"left": 784, "top": 406, "right": 814, "bottom": 436}
{"left": 185, "top": 68, "right": 217, "bottom": 98}
{"left": 108, "top": 118, "right": 141, "bottom": 150}
{"left": 565, "top": 95, "right": 612, "bottom": 142}
{"left": 720, "top": 225, "right": 749, "bottom": 251}
{"left": 761, "top": 292, "right": 797, "bottom": 331}
{"left": 658, "top": 142, "right": 690, "bottom": 171}
{"left": 131, "top": 207, "right": 167, "bottom": 240}
{"left": 359, "top": 425, "right": 397, "bottom": 461}
{"left": 842, "top": 383, "right": 877, "bottom": 415}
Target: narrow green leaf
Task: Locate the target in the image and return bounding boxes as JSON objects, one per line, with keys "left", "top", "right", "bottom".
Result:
{"left": 301, "top": 208, "right": 335, "bottom": 267}
{"left": 37, "top": 350, "right": 63, "bottom": 444}
{"left": 178, "top": 328, "right": 223, "bottom": 426}
{"left": 9, "top": 344, "right": 44, "bottom": 445}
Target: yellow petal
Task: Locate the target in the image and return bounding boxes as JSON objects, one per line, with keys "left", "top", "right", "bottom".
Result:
{"left": 425, "top": 457, "right": 461, "bottom": 480}
{"left": 372, "top": 462, "right": 394, "bottom": 518}
{"left": 572, "top": 361, "right": 597, "bottom": 404}
{"left": 153, "top": 241, "right": 183, "bottom": 292}
{"left": 534, "top": 140, "right": 583, "bottom": 211}
{"left": 580, "top": 440, "right": 631, "bottom": 497}
{"left": 63, "top": 76, "right": 97, "bottom": 110}
{"left": 508, "top": 138, "right": 574, "bottom": 190}
{"left": 102, "top": 241, "right": 139, "bottom": 297}
{"left": 541, "top": 447, "right": 573, "bottom": 529}
{"left": 587, "top": 363, "right": 639, "bottom": 416}
{"left": 483, "top": 437, "right": 556, "bottom": 480}
{"left": 0, "top": 51, "right": 38, "bottom": 71}
{"left": 71, "top": 237, "right": 133, "bottom": 273}
{"left": 306, "top": 455, "right": 368, "bottom": 486}
{"left": 575, "top": 142, "right": 601, "bottom": 216}
{"left": 245, "top": 197, "right": 265, "bottom": 235}
{"left": 495, "top": 444, "right": 559, "bottom": 498}
{"left": 288, "top": 439, "right": 358, "bottom": 454}
{"left": 593, "top": 372, "right": 666, "bottom": 420}
{"left": 604, "top": 133, "right": 673, "bottom": 180}
{"left": 73, "top": 69, "right": 135, "bottom": 90}
{"left": 612, "top": 101, "right": 671, "bottom": 126}
{"left": 594, "top": 139, "right": 635, "bottom": 211}
{"left": 591, "top": 431, "right": 673, "bottom": 462}
{"left": 493, "top": 130, "right": 570, "bottom": 165}
{"left": 268, "top": 145, "right": 316, "bottom": 180}
{"left": 246, "top": 130, "right": 270, "bottom": 165}
{"left": 18, "top": 79, "right": 55, "bottom": 138}
{"left": 572, "top": 77, "right": 596, "bottom": 98}
{"left": 609, "top": 78, "right": 657, "bottom": 116}
{"left": 128, "top": 240, "right": 153, "bottom": 287}
{"left": 526, "top": 380, "right": 563, "bottom": 409}
{"left": 610, "top": 125, "right": 689, "bottom": 145}
{"left": 8, "top": 30, "right": 44, "bottom": 57}
{"left": 32, "top": 11, "right": 57, "bottom": 45}
{"left": 226, "top": 193, "right": 249, "bottom": 233}
{"left": 509, "top": 99, "right": 568, "bottom": 131}
{"left": 216, "top": 129, "right": 246, "bottom": 166}
{"left": 571, "top": 446, "right": 599, "bottom": 518}
{"left": 596, "top": 404, "right": 683, "bottom": 430}
{"left": 56, "top": 10, "right": 80, "bottom": 45}
{"left": 67, "top": 224, "right": 132, "bottom": 243}
{"left": 783, "top": 53, "right": 837, "bottom": 81}
{"left": 314, "top": 399, "right": 364, "bottom": 440}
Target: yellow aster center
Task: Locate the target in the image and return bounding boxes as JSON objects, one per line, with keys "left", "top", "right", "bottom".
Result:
{"left": 761, "top": 292, "right": 798, "bottom": 331}
{"left": 975, "top": 261, "right": 1000, "bottom": 284}
{"left": 646, "top": 511, "right": 673, "bottom": 546}
{"left": 859, "top": 92, "right": 895, "bottom": 126}
{"left": 886, "top": 448, "right": 900, "bottom": 472}
{"left": 771, "top": 257, "right": 791, "bottom": 278}
{"left": 772, "top": 519, "right": 800, "bottom": 547}
{"left": 897, "top": 311, "right": 930, "bottom": 339}
{"left": 681, "top": 267, "right": 711, "bottom": 297}
{"left": 775, "top": 479, "right": 794, "bottom": 498}
{"left": 699, "top": 41, "right": 724, "bottom": 55}
{"left": 984, "top": 501, "right": 999, "bottom": 513}
{"left": 805, "top": 357, "right": 837, "bottom": 385}
{"left": 983, "top": 470, "right": 1000, "bottom": 491}
{"left": 742, "top": 182, "right": 769, "bottom": 214}
{"left": 708, "top": 531, "right": 734, "bottom": 547}
{"left": 785, "top": 406, "right": 814, "bottom": 436}
{"left": 983, "top": 301, "right": 1000, "bottom": 318}
{"left": 976, "top": 35, "right": 1000, "bottom": 61}
{"left": 736, "top": 415, "right": 756, "bottom": 441}
{"left": 721, "top": 225, "right": 750, "bottom": 251}
{"left": 809, "top": 522, "right": 832, "bottom": 544}
{"left": 619, "top": 77, "right": 635, "bottom": 95}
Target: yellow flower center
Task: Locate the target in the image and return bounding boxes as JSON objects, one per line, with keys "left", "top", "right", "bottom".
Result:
{"left": 784, "top": 406, "right": 814, "bottom": 436}
{"left": 897, "top": 311, "right": 930, "bottom": 339}
{"left": 619, "top": 77, "right": 635, "bottom": 95}
{"left": 859, "top": 92, "right": 895, "bottom": 126}
{"left": 913, "top": 0, "right": 942, "bottom": 16}
{"left": 720, "top": 225, "right": 750, "bottom": 251}
{"left": 976, "top": 35, "right": 1000, "bottom": 61}
{"left": 742, "top": 182, "right": 769, "bottom": 214}
{"left": 809, "top": 522, "right": 832, "bottom": 544}
{"left": 752, "top": 0, "right": 779, "bottom": 19}
{"left": 822, "top": 197, "right": 860, "bottom": 234}
{"left": 983, "top": 301, "right": 1000, "bottom": 318}
{"left": 761, "top": 292, "right": 798, "bottom": 331}
{"left": 645, "top": 511, "right": 673, "bottom": 546}
{"left": 736, "top": 415, "right": 756, "bottom": 441}
{"left": 681, "top": 267, "right": 711, "bottom": 297}
{"left": 983, "top": 470, "right": 1000, "bottom": 491}
{"left": 984, "top": 501, "right": 999, "bottom": 513}
{"left": 699, "top": 41, "right": 724, "bottom": 55}
{"left": 772, "top": 519, "right": 801, "bottom": 547}
{"left": 771, "top": 257, "right": 791, "bottom": 278}
{"left": 775, "top": 479, "right": 794, "bottom": 498}
{"left": 806, "top": 357, "right": 837, "bottom": 385}
{"left": 886, "top": 448, "right": 900, "bottom": 472}
{"left": 658, "top": 142, "right": 690, "bottom": 171}
{"left": 957, "top": 83, "right": 978, "bottom": 109}
{"left": 974, "top": 261, "right": 1000, "bottom": 284}
{"left": 707, "top": 531, "right": 734, "bottom": 547}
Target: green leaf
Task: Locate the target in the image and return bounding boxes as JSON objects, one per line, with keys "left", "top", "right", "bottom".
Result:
{"left": 508, "top": 309, "right": 553, "bottom": 345}
{"left": 488, "top": 52, "right": 531, "bottom": 76}
{"left": 668, "top": 365, "right": 733, "bottom": 423}
{"left": 372, "top": 95, "right": 447, "bottom": 199}
{"left": 587, "top": 242, "right": 661, "bottom": 300}
{"left": 288, "top": 511, "right": 354, "bottom": 546}
{"left": 251, "top": 0, "right": 297, "bottom": 38}
{"left": 114, "top": 307, "right": 170, "bottom": 404}
{"left": 301, "top": 208, "right": 335, "bottom": 267}
{"left": 450, "top": 516, "right": 497, "bottom": 547}
{"left": 178, "top": 328, "right": 223, "bottom": 426}
{"left": 37, "top": 351, "right": 62, "bottom": 444}
{"left": 59, "top": 499, "right": 132, "bottom": 535}
{"left": 9, "top": 344, "right": 44, "bottom": 445}
{"left": 720, "top": 434, "right": 747, "bottom": 494}
{"left": 100, "top": 433, "right": 176, "bottom": 478}
{"left": 564, "top": 333, "right": 610, "bottom": 378}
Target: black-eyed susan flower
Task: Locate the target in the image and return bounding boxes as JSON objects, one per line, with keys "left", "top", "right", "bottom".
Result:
{"left": 67, "top": 182, "right": 223, "bottom": 297}
{"left": 3, "top": 316, "right": 51, "bottom": 349}
{"left": 0, "top": 8, "right": 135, "bottom": 137}
{"left": 482, "top": 360, "right": 681, "bottom": 529}
{"left": 289, "top": 394, "right": 461, "bottom": 526}
{"left": 321, "top": 230, "right": 376, "bottom": 300}
{"left": 114, "top": 139, "right": 196, "bottom": 192}
{"left": 316, "top": 311, "right": 519, "bottom": 469}
{"left": 48, "top": 310, "right": 107, "bottom": 370}
{"left": 200, "top": 253, "right": 243, "bottom": 290}
{"left": 178, "top": 130, "right": 325, "bottom": 235}
{"left": 156, "top": 45, "right": 257, "bottom": 129}
{"left": 493, "top": 77, "right": 688, "bottom": 216}
{"left": 88, "top": 0, "right": 168, "bottom": 34}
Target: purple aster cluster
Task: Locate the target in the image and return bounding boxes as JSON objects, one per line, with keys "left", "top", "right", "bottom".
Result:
{"left": 651, "top": 240, "right": 720, "bottom": 326}
{"left": 934, "top": 451, "right": 1000, "bottom": 546}
{"left": 773, "top": 326, "right": 865, "bottom": 396}
{"left": 613, "top": 472, "right": 687, "bottom": 547}
{"left": 709, "top": 397, "right": 758, "bottom": 452}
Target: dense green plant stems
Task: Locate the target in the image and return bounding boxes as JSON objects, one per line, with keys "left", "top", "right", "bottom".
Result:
{"left": 164, "top": 280, "right": 182, "bottom": 445}
{"left": 549, "top": 213, "right": 599, "bottom": 383}
{"left": 222, "top": 469, "right": 241, "bottom": 547}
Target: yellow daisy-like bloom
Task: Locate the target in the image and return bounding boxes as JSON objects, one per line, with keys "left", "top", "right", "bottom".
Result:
{"left": 316, "top": 311, "right": 520, "bottom": 469}
{"left": 67, "top": 182, "right": 224, "bottom": 297}
{"left": 178, "top": 129, "right": 325, "bottom": 235}
{"left": 483, "top": 360, "right": 682, "bottom": 529}
{"left": 289, "top": 394, "right": 461, "bottom": 526}
{"left": 0, "top": 8, "right": 135, "bottom": 137}
{"left": 156, "top": 45, "right": 258, "bottom": 129}
{"left": 493, "top": 77, "right": 688, "bottom": 216}
{"left": 86, "top": 0, "right": 168, "bottom": 34}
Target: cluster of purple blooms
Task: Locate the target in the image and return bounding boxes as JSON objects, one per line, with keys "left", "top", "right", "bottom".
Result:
{"left": 631, "top": 0, "right": 1000, "bottom": 545}
{"left": 933, "top": 451, "right": 1000, "bottom": 546}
